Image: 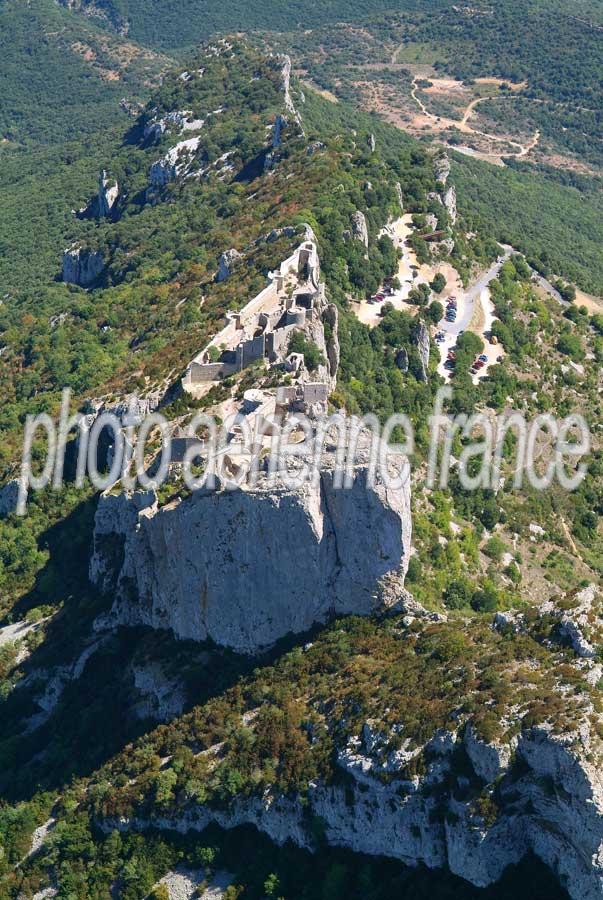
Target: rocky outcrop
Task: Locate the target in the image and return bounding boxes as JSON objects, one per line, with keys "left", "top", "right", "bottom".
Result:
{"left": 90, "top": 449, "right": 412, "bottom": 655}
{"left": 216, "top": 248, "right": 242, "bottom": 283}
{"left": 412, "top": 320, "right": 430, "bottom": 382}
{"left": 323, "top": 303, "right": 340, "bottom": 380}
{"left": 307, "top": 141, "right": 325, "bottom": 156}
{"left": 79, "top": 170, "right": 119, "bottom": 219}
{"left": 435, "top": 154, "right": 451, "bottom": 186}
{"left": 395, "top": 347, "right": 409, "bottom": 373}
{"left": 129, "top": 661, "right": 186, "bottom": 722}
{"left": 350, "top": 210, "right": 369, "bottom": 248}
{"left": 149, "top": 137, "right": 201, "bottom": 187}
{"left": 103, "top": 719, "right": 603, "bottom": 900}
{"left": 396, "top": 181, "right": 404, "bottom": 212}
{"left": 62, "top": 245, "right": 105, "bottom": 287}
{"left": 0, "top": 479, "right": 21, "bottom": 518}
{"left": 97, "top": 170, "right": 119, "bottom": 217}
{"left": 272, "top": 114, "right": 287, "bottom": 149}
{"left": 494, "top": 585, "right": 602, "bottom": 662}
{"left": 557, "top": 584, "right": 599, "bottom": 659}
{"left": 444, "top": 185, "right": 457, "bottom": 225}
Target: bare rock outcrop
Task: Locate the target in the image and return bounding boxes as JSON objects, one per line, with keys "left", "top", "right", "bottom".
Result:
{"left": 90, "top": 450, "right": 412, "bottom": 655}
{"left": 149, "top": 137, "right": 201, "bottom": 187}
{"left": 323, "top": 303, "right": 340, "bottom": 380}
{"left": 104, "top": 719, "right": 603, "bottom": 900}
{"left": 396, "top": 181, "right": 404, "bottom": 212}
{"left": 62, "top": 245, "right": 105, "bottom": 287}
{"left": 444, "top": 185, "right": 457, "bottom": 225}
{"left": 97, "top": 170, "right": 119, "bottom": 217}
{"left": 272, "top": 114, "right": 287, "bottom": 149}
{"left": 412, "top": 320, "right": 430, "bottom": 382}
{"left": 79, "top": 170, "right": 119, "bottom": 219}
{"left": 0, "top": 479, "right": 21, "bottom": 518}
{"left": 216, "top": 248, "right": 242, "bottom": 283}
{"left": 435, "top": 154, "right": 451, "bottom": 186}
{"left": 350, "top": 210, "right": 369, "bottom": 248}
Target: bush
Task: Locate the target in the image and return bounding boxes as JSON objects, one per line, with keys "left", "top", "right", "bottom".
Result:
{"left": 426, "top": 300, "right": 444, "bottom": 324}
{"left": 484, "top": 536, "right": 507, "bottom": 563}
{"left": 471, "top": 582, "right": 499, "bottom": 613}
{"left": 443, "top": 578, "right": 473, "bottom": 609}
{"left": 430, "top": 273, "right": 447, "bottom": 294}
{"left": 406, "top": 556, "right": 422, "bottom": 584}
{"left": 557, "top": 331, "right": 584, "bottom": 361}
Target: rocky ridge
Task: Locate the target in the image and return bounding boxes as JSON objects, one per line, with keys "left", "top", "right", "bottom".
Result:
{"left": 100, "top": 684, "right": 603, "bottom": 900}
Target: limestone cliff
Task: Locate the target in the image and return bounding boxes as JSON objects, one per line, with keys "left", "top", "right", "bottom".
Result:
{"left": 90, "top": 453, "right": 412, "bottom": 655}
{"left": 102, "top": 715, "right": 603, "bottom": 900}
{"left": 62, "top": 244, "right": 105, "bottom": 287}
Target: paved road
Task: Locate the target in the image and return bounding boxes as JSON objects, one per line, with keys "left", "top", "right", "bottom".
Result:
{"left": 436, "top": 248, "right": 512, "bottom": 379}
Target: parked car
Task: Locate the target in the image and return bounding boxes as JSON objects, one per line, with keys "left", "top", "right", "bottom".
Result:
{"left": 478, "top": 354, "right": 488, "bottom": 363}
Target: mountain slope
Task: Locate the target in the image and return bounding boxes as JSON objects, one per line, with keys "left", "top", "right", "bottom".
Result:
{"left": 0, "top": 0, "right": 169, "bottom": 145}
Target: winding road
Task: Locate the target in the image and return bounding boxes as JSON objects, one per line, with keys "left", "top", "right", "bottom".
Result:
{"left": 410, "top": 78, "right": 541, "bottom": 159}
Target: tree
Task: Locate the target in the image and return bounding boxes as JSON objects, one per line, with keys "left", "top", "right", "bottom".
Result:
{"left": 426, "top": 300, "right": 444, "bottom": 324}
{"left": 149, "top": 887, "right": 169, "bottom": 900}
{"left": 443, "top": 578, "right": 473, "bottom": 609}
{"left": 408, "top": 283, "right": 431, "bottom": 306}
{"left": 471, "top": 581, "right": 499, "bottom": 612}
{"left": 557, "top": 331, "right": 584, "bottom": 361}
{"left": 430, "top": 273, "right": 447, "bottom": 294}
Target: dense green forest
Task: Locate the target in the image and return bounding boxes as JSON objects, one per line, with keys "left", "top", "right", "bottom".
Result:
{"left": 0, "top": 0, "right": 168, "bottom": 145}
{"left": 56, "top": 0, "right": 450, "bottom": 49}
{"left": 452, "top": 156, "right": 603, "bottom": 294}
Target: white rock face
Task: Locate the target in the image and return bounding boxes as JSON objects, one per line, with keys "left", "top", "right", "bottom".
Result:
{"left": 272, "top": 114, "right": 287, "bottom": 149}
{"left": 90, "top": 453, "right": 412, "bottom": 655}
{"left": 443, "top": 185, "right": 457, "bottom": 225}
{"left": 396, "top": 181, "right": 404, "bottom": 212}
{"left": 216, "top": 248, "right": 242, "bottom": 282}
{"left": 412, "top": 320, "right": 430, "bottom": 382}
{"left": 97, "top": 170, "right": 119, "bottom": 217}
{"left": 62, "top": 245, "right": 105, "bottom": 287}
{"left": 104, "top": 722, "right": 603, "bottom": 900}
{"left": 435, "top": 155, "right": 451, "bottom": 186}
{"left": 350, "top": 210, "right": 369, "bottom": 248}
{"left": 559, "top": 584, "right": 598, "bottom": 659}
{"left": 150, "top": 137, "right": 202, "bottom": 187}
{"left": 130, "top": 661, "right": 186, "bottom": 722}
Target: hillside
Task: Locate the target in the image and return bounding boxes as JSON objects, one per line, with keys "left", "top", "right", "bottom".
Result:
{"left": 0, "top": 22, "right": 601, "bottom": 900}
{"left": 0, "top": 0, "right": 170, "bottom": 146}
